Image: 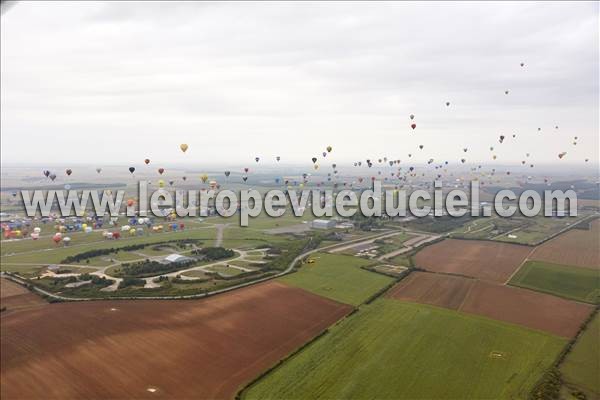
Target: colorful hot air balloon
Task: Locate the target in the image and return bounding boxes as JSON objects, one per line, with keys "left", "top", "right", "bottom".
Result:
{"left": 200, "top": 174, "right": 208, "bottom": 183}
{"left": 144, "top": 158, "right": 150, "bottom": 165}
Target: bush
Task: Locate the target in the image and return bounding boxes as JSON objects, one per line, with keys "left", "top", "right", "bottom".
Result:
{"left": 191, "top": 247, "right": 235, "bottom": 261}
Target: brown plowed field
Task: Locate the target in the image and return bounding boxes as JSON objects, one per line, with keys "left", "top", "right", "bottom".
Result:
{"left": 0, "top": 278, "right": 46, "bottom": 314}
{"left": 388, "top": 272, "right": 593, "bottom": 338}
{"left": 387, "top": 272, "right": 475, "bottom": 310}
{"left": 531, "top": 219, "right": 600, "bottom": 269}
{"left": 1, "top": 281, "right": 352, "bottom": 400}
{"left": 415, "top": 239, "right": 532, "bottom": 283}
{"left": 461, "top": 280, "right": 593, "bottom": 338}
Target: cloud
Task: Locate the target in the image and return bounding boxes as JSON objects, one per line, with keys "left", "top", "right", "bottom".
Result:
{"left": 1, "top": 1, "right": 598, "bottom": 166}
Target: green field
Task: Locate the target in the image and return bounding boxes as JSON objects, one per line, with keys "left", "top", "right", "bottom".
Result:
{"left": 560, "top": 314, "right": 600, "bottom": 398}
{"left": 278, "top": 252, "right": 392, "bottom": 306}
{"left": 509, "top": 261, "right": 600, "bottom": 304}
{"left": 242, "top": 300, "right": 566, "bottom": 400}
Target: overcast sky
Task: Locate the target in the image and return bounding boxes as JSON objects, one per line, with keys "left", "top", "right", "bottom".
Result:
{"left": 1, "top": 1, "right": 598, "bottom": 167}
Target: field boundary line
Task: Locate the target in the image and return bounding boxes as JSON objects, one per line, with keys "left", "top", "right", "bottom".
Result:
{"left": 504, "top": 246, "right": 537, "bottom": 285}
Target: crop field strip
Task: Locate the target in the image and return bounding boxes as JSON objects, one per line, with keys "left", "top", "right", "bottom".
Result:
{"left": 509, "top": 260, "right": 600, "bottom": 304}
{"left": 0, "top": 281, "right": 352, "bottom": 400}
{"left": 414, "top": 238, "right": 532, "bottom": 283}
{"left": 530, "top": 219, "right": 600, "bottom": 269}
{"left": 277, "top": 252, "right": 394, "bottom": 306}
{"left": 241, "top": 299, "right": 566, "bottom": 400}
{"left": 559, "top": 313, "right": 600, "bottom": 398}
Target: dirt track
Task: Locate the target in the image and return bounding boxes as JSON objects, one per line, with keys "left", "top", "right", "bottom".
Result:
{"left": 388, "top": 272, "right": 593, "bottom": 338}
{"left": 415, "top": 239, "right": 532, "bottom": 283}
{"left": 1, "top": 281, "right": 351, "bottom": 400}
{"left": 531, "top": 219, "right": 600, "bottom": 269}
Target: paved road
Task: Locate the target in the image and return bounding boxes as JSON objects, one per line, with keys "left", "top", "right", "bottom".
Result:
{"left": 2, "top": 230, "right": 402, "bottom": 302}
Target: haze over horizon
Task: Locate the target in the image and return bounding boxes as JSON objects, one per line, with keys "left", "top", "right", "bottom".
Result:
{"left": 1, "top": 1, "right": 598, "bottom": 166}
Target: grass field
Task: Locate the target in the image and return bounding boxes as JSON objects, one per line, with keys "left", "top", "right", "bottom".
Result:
{"left": 278, "top": 253, "right": 393, "bottom": 306}
{"left": 510, "top": 261, "right": 600, "bottom": 304}
{"left": 242, "top": 300, "right": 566, "bottom": 400}
{"left": 560, "top": 314, "right": 600, "bottom": 398}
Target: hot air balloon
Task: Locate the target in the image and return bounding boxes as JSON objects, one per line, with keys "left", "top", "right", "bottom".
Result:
{"left": 129, "top": 167, "right": 136, "bottom": 174}
{"left": 180, "top": 143, "right": 189, "bottom": 153}
{"left": 505, "top": 90, "right": 509, "bottom": 95}
{"left": 312, "top": 157, "right": 317, "bottom": 164}
{"left": 96, "top": 168, "right": 102, "bottom": 173}
{"left": 520, "top": 62, "right": 525, "bottom": 67}
{"left": 322, "top": 152, "right": 327, "bottom": 157}
{"left": 144, "top": 158, "right": 150, "bottom": 165}
{"left": 158, "top": 168, "right": 165, "bottom": 175}
{"left": 182, "top": 176, "right": 187, "bottom": 181}
{"left": 558, "top": 152, "right": 567, "bottom": 159}
{"left": 446, "top": 102, "right": 450, "bottom": 106}
{"left": 66, "top": 169, "right": 72, "bottom": 176}
{"left": 419, "top": 145, "right": 424, "bottom": 150}
{"left": 326, "top": 146, "right": 332, "bottom": 153}
{"left": 200, "top": 174, "right": 208, "bottom": 183}
{"left": 463, "top": 148, "right": 468, "bottom": 152}
{"left": 255, "top": 157, "right": 260, "bottom": 163}
{"left": 242, "top": 176, "right": 248, "bottom": 182}
{"left": 314, "top": 164, "right": 319, "bottom": 170}
{"left": 276, "top": 156, "right": 281, "bottom": 161}
{"left": 43, "top": 170, "right": 50, "bottom": 178}
{"left": 409, "top": 114, "right": 414, "bottom": 120}
{"left": 411, "top": 123, "right": 416, "bottom": 130}
{"left": 224, "top": 171, "right": 231, "bottom": 177}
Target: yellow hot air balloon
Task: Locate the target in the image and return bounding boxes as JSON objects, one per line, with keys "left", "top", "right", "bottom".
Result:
{"left": 180, "top": 143, "right": 189, "bottom": 153}
{"left": 314, "top": 164, "right": 319, "bottom": 170}
{"left": 158, "top": 179, "right": 165, "bottom": 188}
{"left": 200, "top": 174, "right": 209, "bottom": 183}
{"left": 326, "top": 146, "right": 333, "bottom": 153}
